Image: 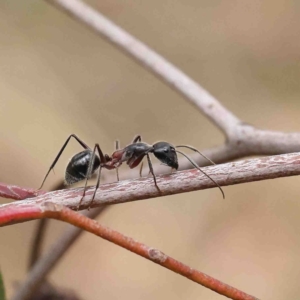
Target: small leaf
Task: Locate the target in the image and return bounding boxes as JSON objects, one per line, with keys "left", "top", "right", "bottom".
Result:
{"left": 0, "top": 269, "right": 6, "bottom": 300}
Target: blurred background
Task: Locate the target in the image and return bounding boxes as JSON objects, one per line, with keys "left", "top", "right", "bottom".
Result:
{"left": 1, "top": 0, "right": 300, "bottom": 299}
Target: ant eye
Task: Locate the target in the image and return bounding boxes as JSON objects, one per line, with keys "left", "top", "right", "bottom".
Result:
{"left": 164, "top": 148, "right": 168, "bottom": 153}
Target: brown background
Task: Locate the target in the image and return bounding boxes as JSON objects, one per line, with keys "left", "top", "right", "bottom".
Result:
{"left": 1, "top": 0, "right": 300, "bottom": 299}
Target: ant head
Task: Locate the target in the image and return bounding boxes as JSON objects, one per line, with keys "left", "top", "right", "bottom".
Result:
{"left": 65, "top": 150, "right": 100, "bottom": 185}
{"left": 152, "top": 142, "right": 178, "bottom": 169}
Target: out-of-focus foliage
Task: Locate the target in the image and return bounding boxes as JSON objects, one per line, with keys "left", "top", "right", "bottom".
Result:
{"left": 0, "top": 269, "right": 6, "bottom": 300}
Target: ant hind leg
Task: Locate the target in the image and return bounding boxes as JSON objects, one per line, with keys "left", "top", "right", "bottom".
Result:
{"left": 39, "top": 134, "right": 90, "bottom": 190}
{"left": 88, "top": 144, "right": 106, "bottom": 209}
{"left": 77, "top": 143, "right": 106, "bottom": 210}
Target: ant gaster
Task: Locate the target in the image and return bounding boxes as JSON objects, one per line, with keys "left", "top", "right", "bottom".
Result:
{"left": 39, "top": 134, "right": 224, "bottom": 210}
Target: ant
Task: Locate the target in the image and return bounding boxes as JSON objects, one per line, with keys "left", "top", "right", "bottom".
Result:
{"left": 39, "top": 134, "right": 224, "bottom": 210}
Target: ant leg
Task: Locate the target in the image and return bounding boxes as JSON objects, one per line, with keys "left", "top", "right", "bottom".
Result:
{"left": 146, "top": 154, "right": 161, "bottom": 193}
{"left": 39, "top": 134, "right": 90, "bottom": 190}
{"left": 88, "top": 166, "right": 102, "bottom": 209}
{"left": 133, "top": 135, "right": 143, "bottom": 177}
{"left": 77, "top": 144, "right": 98, "bottom": 210}
{"left": 88, "top": 144, "right": 105, "bottom": 209}
{"left": 115, "top": 168, "right": 120, "bottom": 182}
{"left": 139, "top": 162, "right": 144, "bottom": 177}
{"left": 77, "top": 143, "right": 106, "bottom": 210}
{"left": 115, "top": 140, "right": 120, "bottom": 181}
{"left": 133, "top": 135, "right": 142, "bottom": 143}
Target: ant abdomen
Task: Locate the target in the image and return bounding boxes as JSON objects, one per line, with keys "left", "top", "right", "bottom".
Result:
{"left": 65, "top": 150, "right": 101, "bottom": 185}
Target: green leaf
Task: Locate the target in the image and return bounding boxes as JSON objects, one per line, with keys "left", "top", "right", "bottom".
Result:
{"left": 0, "top": 269, "right": 6, "bottom": 300}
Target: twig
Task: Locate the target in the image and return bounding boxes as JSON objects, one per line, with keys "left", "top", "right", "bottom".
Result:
{"left": 11, "top": 202, "right": 259, "bottom": 300}
{"left": 0, "top": 182, "right": 45, "bottom": 200}
{"left": 19, "top": 144, "right": 235, "bottom": 298}
{"left": 1, "top": 152, "right": 300, "bottom": 219}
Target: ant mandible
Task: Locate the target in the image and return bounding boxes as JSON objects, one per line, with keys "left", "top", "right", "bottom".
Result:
{"left": 39, "top": 134, "right": 224, "bottom": 210}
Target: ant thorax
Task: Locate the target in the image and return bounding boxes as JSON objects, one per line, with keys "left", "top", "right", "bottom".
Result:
{"left": 110, "top": 142, "right": 153, "bottom": 169}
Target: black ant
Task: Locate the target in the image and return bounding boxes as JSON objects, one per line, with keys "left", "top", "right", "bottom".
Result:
{"left": 39, "top": 134, "right": 224, "bottom": 210}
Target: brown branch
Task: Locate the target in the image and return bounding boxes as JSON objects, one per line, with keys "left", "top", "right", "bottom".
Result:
{"left": 4, "top": 152, "right": 298, "bottom": 299}
{"left": 225, "top": 126, "right": 300, "bottom": 155}
{"left": 11, "top": 202, "right": 258, "bottom": 300}
{"left": 1, "top": 152, "right": 299, "bottom": 219}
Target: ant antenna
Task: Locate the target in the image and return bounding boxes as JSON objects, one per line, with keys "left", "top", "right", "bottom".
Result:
{"left": 175, "top": 149, "right": 225, "bottom": 199}
{"left": 176, "top": 145, "right": 216, "bottom": 165}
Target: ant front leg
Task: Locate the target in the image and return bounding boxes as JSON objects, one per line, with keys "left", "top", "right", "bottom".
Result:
{"left": 146, "top": 153, "right": 161, "bottom": 193}
{"left": 132, "top": 135, "right": 144, "bottom": 177}
{"left": 39, "top": 134, "right": 90, "bottom": 190}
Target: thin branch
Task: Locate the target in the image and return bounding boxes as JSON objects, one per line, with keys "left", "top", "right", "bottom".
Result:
{"left": 19, "top": 144, "right": 232, "bottom": 298}
{"left": 1, "top": 152, "right": 300, "bottom": 218}
{"left": 0, "top": 150, "right": 296, "bottom": 298}
{"left": 226, "top": 126, "right": 300, "bottom": 155}
{"left": 11, "top": 203, "right": 259, "bottom": 300}
{"left": 45, "top": 0, "right": 240, "bottom": 135}
{"left": 24, "top": 138, "right": 300, "bottom": 293}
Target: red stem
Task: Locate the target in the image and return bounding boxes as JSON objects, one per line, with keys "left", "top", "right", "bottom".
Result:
{"left": 4, "top": 202, "right": 258, "bottom": 300}
{"left": 0, "top": 182, "right": 45, "bottom": 200}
